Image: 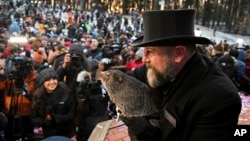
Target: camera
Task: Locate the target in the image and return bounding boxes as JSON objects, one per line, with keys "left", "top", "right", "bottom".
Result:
{"left": 6, "top": 55, "right": 33, "bottom": 89}
{"left": 71, "top": 53, "right": 80, "bottom": 61}
{"left": 102, "top": 44, "right": 122, "bottom": 58}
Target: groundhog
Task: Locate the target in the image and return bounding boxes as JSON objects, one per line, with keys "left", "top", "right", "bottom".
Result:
{"left": 99, "top": 69, "right": 159, "bottom": 117}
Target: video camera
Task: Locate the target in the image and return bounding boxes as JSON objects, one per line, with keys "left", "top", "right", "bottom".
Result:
{"left": 102, "top": 44, "right": 122, "bottom": 58}
{"left": 6, "top": 55, "right": 33, "bottom": 89}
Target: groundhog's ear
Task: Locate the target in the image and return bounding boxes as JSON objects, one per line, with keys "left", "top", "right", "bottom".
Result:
{"left": 118, "top": 76, "right": 123, "bottom": 83}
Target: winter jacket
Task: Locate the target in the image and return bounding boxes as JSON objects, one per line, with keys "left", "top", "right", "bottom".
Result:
{"left": 30, "top": 86, "right": 76, "bottom": 138}
{"left": 236, "top": 50, "right": 250, "bottom": 84}
{"left": 128, "top": 51, "right": 241, "bottom": 141}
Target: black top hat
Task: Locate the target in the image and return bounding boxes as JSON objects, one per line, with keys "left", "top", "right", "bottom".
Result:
{"left": 132, "top": 9, "right": 212, "bottom": 47}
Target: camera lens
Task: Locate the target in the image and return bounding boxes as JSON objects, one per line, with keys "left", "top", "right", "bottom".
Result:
{"left": 71, "top": 53, "right": 80, "bottom": 61}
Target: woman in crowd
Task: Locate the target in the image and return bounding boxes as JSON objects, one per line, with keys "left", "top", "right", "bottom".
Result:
{"left": 30, "top": 67, "right": 76, "bottom": 140}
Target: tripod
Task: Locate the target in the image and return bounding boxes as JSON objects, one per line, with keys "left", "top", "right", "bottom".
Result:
{"left": 4, "top": 77, "right": 30, "bottom": 140}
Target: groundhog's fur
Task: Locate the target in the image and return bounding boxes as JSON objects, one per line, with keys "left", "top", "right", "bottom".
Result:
{"left": 99, "top": 70, "right": 159, "bottom": 117}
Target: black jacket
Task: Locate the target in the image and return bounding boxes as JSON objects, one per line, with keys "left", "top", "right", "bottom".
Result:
{"left": 30, "top": 87, "right": 76, "bottom": 138}
{"left": 129, "top": 51, "right": 241, "bottom": 141}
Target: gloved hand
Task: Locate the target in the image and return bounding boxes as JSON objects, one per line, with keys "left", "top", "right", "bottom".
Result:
{"left": 43, "top": 106, "right": 55, "bottom": 126}
{"left": 120, "top": 114, "right": 161, "bottom": 141}
{"left": 43, "top": 118, "right": 54, "bottom": 126}
{"left": 45, "top": 106, "right": 54, "bottom": 120}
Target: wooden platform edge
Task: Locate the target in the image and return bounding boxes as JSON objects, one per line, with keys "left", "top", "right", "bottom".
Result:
{"left": 88, "top": 119, "right": 113, "bottom": 141}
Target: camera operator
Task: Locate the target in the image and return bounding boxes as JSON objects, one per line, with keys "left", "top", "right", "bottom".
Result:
{"left": 101, "top": 44, "right": 126, "bottom": 72}
{"left": 56, "top": 43, "right": 109, "bottom": 141}
{"left": 3, "top": 43, "right": 37, "bottom": 140}
{"left": 56, "top": 43, "right": 98, "bottom": 95}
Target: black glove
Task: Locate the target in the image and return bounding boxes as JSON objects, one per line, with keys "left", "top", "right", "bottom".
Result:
{"left": 43, "top": 118, "right": 54, "bottom": 126}
{"left": 43, "top": 106, "right": 55, "bottom": 126}
{"left": 79, "top": 79, "right": 89, "bottom": 88}
{"left": 120, "top": 114, "right": 161, "bottom": 141}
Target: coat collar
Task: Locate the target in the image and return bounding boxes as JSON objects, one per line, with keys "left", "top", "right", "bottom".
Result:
{"left": 161, "top": 51, "right": 212, "bottom": 107}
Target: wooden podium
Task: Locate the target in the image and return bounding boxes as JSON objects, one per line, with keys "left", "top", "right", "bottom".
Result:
{"left": 88, "top": 119, "right": 130, "bottom": 141}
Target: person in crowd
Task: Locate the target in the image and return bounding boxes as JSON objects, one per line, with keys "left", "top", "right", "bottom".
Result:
{"left": 47, "top": 41, "right": 62, "bottom": 65}
{"left": 0, "top": 47, "right": 5, "bottom": 75}
{"left": 56, "top": 43, "right": 98, "bottom": 94}
{"left": 210, "top": 44, "right": 238, "bottom": 83}
{"left": 40, "top": 36, "right": 52, "bottom": 57}
{"left": 52, "top": 44, "right": 68, "bottom": 70}
{"left": 97, "top": 36, "right": 105, "bottom": 48}
{"left": 120, "top": 9, "right": 242, "bottom": 141}
{"left": 0, "top": 33, "right": 11, "bottom": 58}
{"left": 56, "top": 43, "right": 108, "bottom": 141}
{"left": 85, "top": 38, "right": 103, "bottom": 60}
{"left": 245, "top": 49, "right": 250, "bottom": 78}
{"left": 0, "top": 39, "right": 6, "bottom": 55}
{"left": 0, "top": 45, "right": 7, "bottom": 141}
{"left": 0, "top": 28, "right": 8, "bottom": 40}
{"left": 235, "top": 49, "right": 250, "bottom": 93}
{"left": 30, "top": 67, "right": 76, "bottom": 140}
{"left": 30, "top": 37, "right": 47, "bottom": 64}
{"left": 3, "top": 44, "right": 36, "bottom": 140}
{"left": 210, "top": 43, "right": 224, "bottom": 62}
{"left": 32, "top": 51, "right": 44, "bottom": 71}
{"left": 126, "top": 47, "right": 144, "bottom": 72}
{"left": 121, "top": 45, "right": 135, "bottom": 62}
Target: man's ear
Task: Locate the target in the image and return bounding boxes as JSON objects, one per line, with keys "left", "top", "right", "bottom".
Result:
{"left": 174, "top": 45, "right": 186, "bottom": 63}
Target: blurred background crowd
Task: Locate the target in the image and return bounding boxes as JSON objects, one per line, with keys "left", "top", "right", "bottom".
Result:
{"left": 0, "top": 0, "right": 249, "bottom": 141}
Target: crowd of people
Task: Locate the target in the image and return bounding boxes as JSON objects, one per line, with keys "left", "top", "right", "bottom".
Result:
{"left": 0, "top": 1, "right": 248, "bottom": 141}
{"left": 0, "top": 1, "right": 145, "bottom": 141}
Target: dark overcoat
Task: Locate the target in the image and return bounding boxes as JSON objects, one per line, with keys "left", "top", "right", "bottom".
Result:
{"left": 131, "top": 51, "right": 242, "bottom": 141}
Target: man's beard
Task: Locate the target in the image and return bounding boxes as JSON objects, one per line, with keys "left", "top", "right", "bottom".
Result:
{"left": 147, "top": 59, "right": 177, "bottom": 88}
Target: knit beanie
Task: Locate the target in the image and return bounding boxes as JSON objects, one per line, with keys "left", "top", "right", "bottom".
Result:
{"left": 91, "top": 39, "right": 99, "bottom": 47}
{"left": 135, "top": 48, "right": 144, "bottom": 58}
{"left": 68, "top": 43, "right": 84, "bottom": 56}
{"left": 33, "top": 50, "right": 44, "bottom": 63}
{"left": 37, "top": 68, "right": 59, "bottom": 86}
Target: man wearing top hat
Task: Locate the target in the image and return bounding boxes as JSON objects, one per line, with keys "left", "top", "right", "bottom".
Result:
{"left": 120, "top": 9, "right": 241, "bottom": 141}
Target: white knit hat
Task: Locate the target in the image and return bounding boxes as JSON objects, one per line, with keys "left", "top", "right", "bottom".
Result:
{"left": 91, "top": 39, "right": 99, "bottom": 46}
{"left": 135, "top": 47, "right": 144, "bottom": 58}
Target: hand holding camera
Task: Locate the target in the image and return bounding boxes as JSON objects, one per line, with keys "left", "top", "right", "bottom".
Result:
{"left": 62, "top": 53, "right": 71, "bottom": 68}
{"left": 63, "top": 53, "right": 81, "bottom": 69}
